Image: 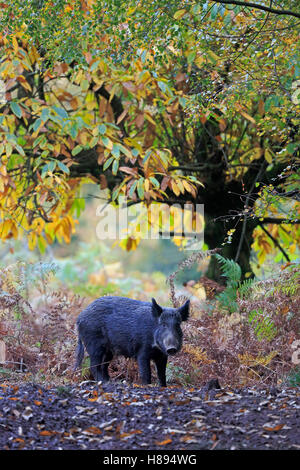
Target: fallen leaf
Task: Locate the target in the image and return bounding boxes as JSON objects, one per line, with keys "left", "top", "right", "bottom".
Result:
{"left": 83, "top": 426, "right": 102, "bottom": 435}
{"left": 263, "top": 423, "right": 285, "bottom": 432}
{"left": 40, "top": 430, "right": 57, "bottom": 436}
{"left": 156, "top": 438, "right": 172, "bottom": 445}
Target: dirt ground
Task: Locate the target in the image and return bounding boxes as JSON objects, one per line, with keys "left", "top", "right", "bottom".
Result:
{"left": 0, "top": 380, "right": 299, "bottom": 450}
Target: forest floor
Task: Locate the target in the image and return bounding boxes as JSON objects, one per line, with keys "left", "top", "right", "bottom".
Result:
{"left": 0, "top": 379, "right": 299, "bottom": 450}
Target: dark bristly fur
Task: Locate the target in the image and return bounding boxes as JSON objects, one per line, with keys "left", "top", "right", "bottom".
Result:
{"left": 75, "top": 296, "right": 190, "bottom": 387}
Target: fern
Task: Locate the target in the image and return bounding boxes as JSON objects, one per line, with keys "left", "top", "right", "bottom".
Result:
{"left": 215, "top": 254, "right": 241, "bottom": 286}
{"left": 238, "top": 278, "right": 254, "bottom": 300}
{"left": 0, "top": 261, "right": 58, "bottom": 317}
{"left": 214, "top": 254, "right": 253, "bottom": 312}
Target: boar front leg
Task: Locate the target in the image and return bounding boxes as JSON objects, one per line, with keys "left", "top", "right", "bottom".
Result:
{"left": 154, "top": 354, "right": 167, "bottom": 387}
{"left": 137, "top": 353, "right": 151, "bottom": 385}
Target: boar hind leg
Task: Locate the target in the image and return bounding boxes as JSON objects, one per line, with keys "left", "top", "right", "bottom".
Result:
{"left": 101, "top": 350, "right": 113, "bottom": 382}
{"left": 86, "top": 338, "right": 109, "bottom": 382}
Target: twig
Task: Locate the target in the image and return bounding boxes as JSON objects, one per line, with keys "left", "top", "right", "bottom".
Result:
{"left": 259, "top": 223, "right": 290, "bottom": 262}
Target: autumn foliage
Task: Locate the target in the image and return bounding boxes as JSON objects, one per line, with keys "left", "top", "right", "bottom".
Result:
{"left": 0, "top": 1, "right": 299, "bottom": 271}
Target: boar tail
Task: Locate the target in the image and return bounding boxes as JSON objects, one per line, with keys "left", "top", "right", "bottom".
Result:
{"left": 74, "top": 335, "right": 85, "bottom": 371}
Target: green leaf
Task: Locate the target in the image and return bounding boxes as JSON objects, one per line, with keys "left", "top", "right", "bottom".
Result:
{"left": 81, "top": 79, "right": 89, "bottom": 91}
{"left": 111, "top": 143, "right": 120, "bottom": 159}
{"left": 41, "top": 163, "right": 49, "bottom": 177}
{"left": 53, "top": 106, "right": 68, "bottom": 119}
{"left": 103, "top": 156, "right": 114, "bottom": 170}
{"left": 129, "top": 180, "right": 137, "bottom": 198}
{"left": 33, "top": 118, "right": 42, "bottom": 132}
{"left": 137, "top": 177, "right": 145, "bottom": 199}
{"left": 101, "top": 136, "right": 111, "bottom": 148}
{"left": 69, "top": 123, "right": 78, "bottom": 139}
{"left": 7, "top": 153, "right": 24, "bottom": 169}
{"left": 41, "top": 107, "right": 50, "bottom": 122}
{"left": 57, "top": 161, "right": 70, "bottom": 174}
{"left": 14, "top": 144, "right": 25, "bottom": 156}
{"left": 158, "top": 81, "right": 167, "bottom": 93}
{"left": 33, "top": 135, "right": 45, "bottom": 148}
{"left": 71, "top": 145, "right": 83, "bottom": 156}
{"left": 112, "top": 158, "right": 119, "bottom": 175}
{"left": 187, "top": 51, "right": 196, "bottom": 64}
{"left": 117, "top": 143, "right": 132, "bottom": 158}
{"left": 48, "top": 160, "right": 56, "bottom": 173}
{"left": 90, "top": 59, "right": 100, "bottom": 71}
{"left": 98, "top": 124, "right": 106, "bottom": 135}
{"left": 10, "top": 102, "right": 22, "bottom": 118}
{"left": 149, "top": 176, "right": 160, "bottom": 188}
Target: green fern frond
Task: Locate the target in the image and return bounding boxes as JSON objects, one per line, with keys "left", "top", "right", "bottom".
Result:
{"left": 238, "top": 278, "right": 254, "bottom": 300}
{"left": 215, "top": 254, "right": 242, "bottom": 287}
{"left": 214, "top": 254, "right": 244, "bottom": 313}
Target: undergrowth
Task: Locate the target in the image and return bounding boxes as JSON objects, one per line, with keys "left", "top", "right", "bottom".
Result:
{"left": 0, "top": 257, "right": 299, "bottom": 389}
{"left": 0, "top": 261, "right": 84, "bottom": 383}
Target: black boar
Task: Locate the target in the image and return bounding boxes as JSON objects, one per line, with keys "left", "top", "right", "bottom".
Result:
{"left": 74, "top": 296, "right": 190, "bottom": 387}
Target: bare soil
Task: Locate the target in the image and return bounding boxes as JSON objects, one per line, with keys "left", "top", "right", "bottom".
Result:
{"left": 0, "top": 380, "right": 299, "bottom": 450}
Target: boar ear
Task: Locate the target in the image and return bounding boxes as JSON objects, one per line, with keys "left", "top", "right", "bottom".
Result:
{"left": 151, "top": 298, "right": 163, "bottom": 317}
{"left": 178, "top": 299, "right": 190, "bottom": 321}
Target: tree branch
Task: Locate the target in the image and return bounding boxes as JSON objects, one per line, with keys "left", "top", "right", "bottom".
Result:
{"left": 258, "top": 217, "right": 300, "bottom": 224}
{"left": 259, "top": 223, "right": 290, "bottom": 261}
{"left": 212, "top": 0, "right": 300, "bottom": 19}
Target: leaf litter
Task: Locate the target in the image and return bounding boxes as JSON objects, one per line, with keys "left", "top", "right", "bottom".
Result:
{"left": 0, "top": 380, "right": 299, "bottom": 450}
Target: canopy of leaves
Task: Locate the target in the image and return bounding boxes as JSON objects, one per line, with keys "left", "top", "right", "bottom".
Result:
{"left": 0, "top": 0, "right": 299, "bottom": 263}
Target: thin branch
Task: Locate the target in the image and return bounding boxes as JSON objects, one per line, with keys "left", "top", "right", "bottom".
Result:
{"left": 211, "top": 0, "right": 300, "bottom": 19}
{"left": 235, "top": 159, "right": 267, "bottom": 262}
{"left": 259, "top": 223, "right": 290, "bottom": 261}
{"left": 258, "top": 217, "right": 300, "bottom": 224}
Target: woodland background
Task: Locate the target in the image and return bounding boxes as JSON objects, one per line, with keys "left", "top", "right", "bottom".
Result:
{"left": 0, "top": 0, "right": 299, "bottom": 390}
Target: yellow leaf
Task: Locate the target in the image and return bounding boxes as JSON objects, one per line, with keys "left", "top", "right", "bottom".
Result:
{"left": 12, "top": 36, "right": 18, "bottom": 52}
{"left": 28, "top": 232, "right": 37, "bottom": 251}
{"left": 264, "top": 148, "right": 273, "bottom": 164}
{"left": 207, "top": 50, "right": 220, "bottom": 61}
{"left": 194, "top": 55, "right": 205, "bottom": 67}
{"left": 0, "top": 220, "right": 12, "bottom": 239}
{"left": 86, "top": 91, "right": 97, "bottom": 110}
{"left": 17, "top": 75, "right": 32, "bottom": 92}
{"left": 182, "top": 180, "right": 193, "bottom": 193}
{"left": 171, "top": 180, "right": 180, "bottom": 196}
{"left": 28, "top": 45, "right": 39, "bottom": 64}
{"left": 240, "top": 147, "right": 262, "bottom": 160}
{"left": 144, "top": 113, "right": 156, "bottom": 126}
{"left": 239, "top": 111, "right": 256, "bottom": 125}
{"left": 176, "top": 178, "right": 185, "bottom": 194}
{"left": 174, "top": 9, "right": 186, "bottom": 20}
{"left": 109, "top": 84, "right": 118, "bottom": 103}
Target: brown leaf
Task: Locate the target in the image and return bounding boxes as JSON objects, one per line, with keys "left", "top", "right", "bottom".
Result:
{"left": 117, "top": 109, "right": 128, "bottom": 124}
{"left": 40, "top": 430, "right": 57, "bottom": 436}
{"left": 263, "top": 423, "right": 284, "bottom": 432}
{"left": 119, "top": 166, "right": 138, "bottom": 176}
{"left": 83, "top": 426, "right": 102, "bottom": 435}
{"left": 175, "top": 72, "right": 187, "bottom": 83}
{"left": 135, "top": 114, "right": 144, "bottom": 128}
{"left": 156, "top": 438, "right": 172, "bottom": 446}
